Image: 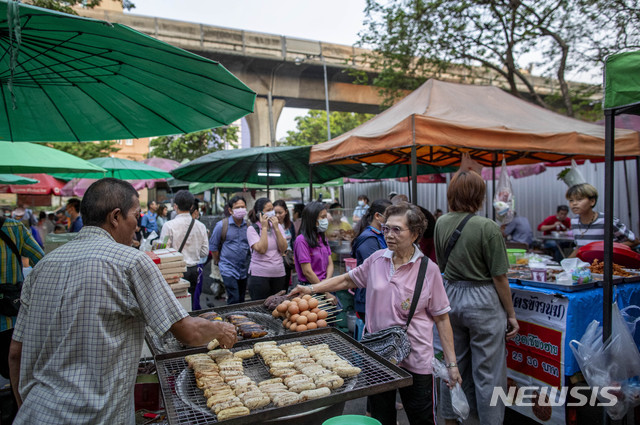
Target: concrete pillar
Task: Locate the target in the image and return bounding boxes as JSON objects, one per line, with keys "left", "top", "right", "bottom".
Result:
{"left": 244, "top": 96, "right": 286, "bottom": 147}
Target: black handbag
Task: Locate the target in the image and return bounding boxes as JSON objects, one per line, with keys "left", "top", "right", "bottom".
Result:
{"left": 360, "top": 256, "right": 429, "bottom": 365}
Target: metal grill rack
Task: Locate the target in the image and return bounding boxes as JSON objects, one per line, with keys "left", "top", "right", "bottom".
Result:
{"left": 156, "top": 327, "right": 413, "bottom": 425}
{"left": 146, "top": 301, "right": 287, "bottom": 356}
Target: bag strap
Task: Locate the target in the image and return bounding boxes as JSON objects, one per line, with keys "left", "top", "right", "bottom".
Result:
{"left": 440, "top": 213, "right": 474, "bottom": 272}
{"left": 178, "top": 218, "right": 196, "bottom": 253}
{"left": 218, "top": 218, "right": 229, "bottom": 251}
{"left": 0, "top": 217, "right": 21, "bottom": 262}
{"left": 406, "top": 256, "right": 429, "bottom": 327}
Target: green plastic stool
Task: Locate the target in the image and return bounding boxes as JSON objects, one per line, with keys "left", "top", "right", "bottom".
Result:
{"left": 322, "top": 415, "right": 382, "bottom": 425}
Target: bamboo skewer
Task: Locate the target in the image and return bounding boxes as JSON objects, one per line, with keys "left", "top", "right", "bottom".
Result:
{"left": 325, "top": 318, "right": 343, "bottom": 324}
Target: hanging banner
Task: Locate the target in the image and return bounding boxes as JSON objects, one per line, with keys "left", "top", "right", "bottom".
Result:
{"left": 506, "top": 287, "right": 569, "bottom": 424}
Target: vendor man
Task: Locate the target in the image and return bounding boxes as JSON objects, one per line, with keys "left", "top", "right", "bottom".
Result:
{"left": 9, "top": 178, "right": 237, "bottom": 424}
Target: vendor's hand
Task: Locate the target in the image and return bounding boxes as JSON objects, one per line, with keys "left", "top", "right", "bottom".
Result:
{"left": 213, "top": 321, "right": 238, "bottom": 349}
{"left": 289, "top": 285, "right": 312, "bottom": 298}
{"left": 506, "top": 316, "right": 519, "bottom": 341}
{"left": 259, "top": 213, "right": 269, "bottom": 229}
{"left": 324, "top": 292, "right": 338, "bottom": 306}
{"left": 446, "top": 366, "right": 462, "bottom": 389}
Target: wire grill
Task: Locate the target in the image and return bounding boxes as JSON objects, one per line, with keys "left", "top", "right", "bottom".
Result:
{"left": 156, "top": 328, "right": 412, "bottom": 425}
{"left": 146, "top": 301, "right": 286, "bottom": 356}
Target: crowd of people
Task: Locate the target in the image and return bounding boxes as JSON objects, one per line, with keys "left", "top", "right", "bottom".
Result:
{"left": 1, "top": 174, "right": 638, "bottom": 425}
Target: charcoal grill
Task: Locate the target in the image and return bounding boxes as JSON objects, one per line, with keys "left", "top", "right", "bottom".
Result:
{"left": 156, "top": 327, "right": 413, "bottom": 425}
{"left": 146, "top": 301, "right": 286, "bottom": 356}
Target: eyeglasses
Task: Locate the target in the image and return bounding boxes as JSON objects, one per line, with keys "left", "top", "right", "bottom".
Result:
{"left": 381, "top": 225, "right": 409, "bottom": 235}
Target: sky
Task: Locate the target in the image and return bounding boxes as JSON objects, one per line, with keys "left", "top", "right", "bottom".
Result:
{"left": 125, "top": 0, "right": 369, "bottom": 141}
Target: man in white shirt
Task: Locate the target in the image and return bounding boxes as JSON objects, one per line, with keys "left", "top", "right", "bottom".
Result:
{"left": 160, "top": 191, "right": 209, "bottom": 304}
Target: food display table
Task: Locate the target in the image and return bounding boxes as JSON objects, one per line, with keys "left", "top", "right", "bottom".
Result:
{"left": 506, "top": 281, "right": 640, "bottom": 424}
{"left": 156, "top": 328, "right": 412, "bottom": 425}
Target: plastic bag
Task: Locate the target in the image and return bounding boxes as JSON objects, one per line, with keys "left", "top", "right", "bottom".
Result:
{"left": 139, "top": 231, "right": 157, "bottom": 252}
{"left": 570, "top": 303, "right": 640, "bottom": 419}
{"left": 560, "top": 258, "right": 592, "bottom": 284}
{"left": 559, "top": 159, "right": 587, "bottom": 187}
{"left": 432, "top": 358, "right": 470, "bottom": 421}
{"left": 493, "top": 159, "right": 514, "bottom": 224}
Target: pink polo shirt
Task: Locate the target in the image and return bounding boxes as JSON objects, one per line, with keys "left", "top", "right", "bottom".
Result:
{"left": 247, "top": 222, "right": 286, "bottom": 277}
{"left": 349, "top": 246, "right": 451, "bottom": 375}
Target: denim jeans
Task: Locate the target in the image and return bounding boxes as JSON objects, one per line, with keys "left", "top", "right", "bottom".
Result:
{"left": 222, "top": 275, "right": 247, "bottom": 305}
{"left": 247, "top": 275, "right": 286, "bottom": 301}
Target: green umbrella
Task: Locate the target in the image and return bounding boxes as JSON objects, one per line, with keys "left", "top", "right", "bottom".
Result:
{"left": 0, "top": 174, "right": 39, "bottom": 184}
{"left": 171, "top": 146, "right": 362, "bottom": 187}
{"left": 55, "top": 157, "right": 172, "bottom": 180}
{"left": 0, "top": 0, "right": 255, "bottom": 142}
{"left": 188, "top": 178, "right": 344, "bottom": 194}
{"left": 0, "top": 141, "right": 107, "bottom": 174}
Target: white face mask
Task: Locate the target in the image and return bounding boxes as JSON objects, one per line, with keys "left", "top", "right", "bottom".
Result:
{"left": 358, "top": 200, "right": 365, "bottom": 207}
{"left": 317, "top": 218, "right": 329, "bottom": 233}
{"left": 264, "top": 210, "right": 276, "bottom": 218}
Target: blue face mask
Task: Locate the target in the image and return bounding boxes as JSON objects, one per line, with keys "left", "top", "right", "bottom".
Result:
{"left": 65, "top": 211, "right": 71, "bottom": 218}
{"left": 317, "top": 218, "right": 329, "bottom": 233}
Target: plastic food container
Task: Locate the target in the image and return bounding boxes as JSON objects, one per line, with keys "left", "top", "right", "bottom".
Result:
{"left": 507, "top": 249, "right": 527, "bottom": 265}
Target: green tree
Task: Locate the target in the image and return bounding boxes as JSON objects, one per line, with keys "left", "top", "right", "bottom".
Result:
{"left": 30, "top": 0, "right": 134, "bottom": 15}
{"left": 149, "top": 127, "right": 239, "bottom": 162}
{"left": 359, "top": 0, "right": 640, "bottom": 117}
{"left": 43, "top": 140, "right": 120, "bottom": 160}
{"left": 283, "top": 111, "right": 373, "bottom": 146}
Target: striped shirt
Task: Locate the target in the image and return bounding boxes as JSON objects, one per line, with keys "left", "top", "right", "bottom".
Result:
{"left": 571, "top": 212, "right": 636, "bottom": 248}
{"left": 13, "top": 226, "right": 188, "bottom": 425}
{"left": 0, "top": 218, "right": 44, "bottom": 331}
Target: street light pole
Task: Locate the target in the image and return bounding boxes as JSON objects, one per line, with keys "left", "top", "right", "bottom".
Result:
{"left": 321, "top": 54, "right": 331, "bottom": 141}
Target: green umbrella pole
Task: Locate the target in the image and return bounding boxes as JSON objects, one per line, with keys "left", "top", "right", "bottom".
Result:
{"left": 309, "top": 166, "right": 314, "bottom": 203}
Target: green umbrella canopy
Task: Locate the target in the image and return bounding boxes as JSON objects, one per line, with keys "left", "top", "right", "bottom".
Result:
{"left": 188, "top": 178, "right": 344, "bottom": 194}
{"left": 0, "top": 0, "right": 256, "bottom": 142}
{"left": 0, "top": 174, "right": 39, "bottom": 184}
{"left": 55, "top": 157, "right": 172, "bottom": 180}
{"left": 604, "top": 50, "right": 640, "bottom": 112}
{"left": 0, "top": 141, "right": 107, "bottom": 174}
{"left": 171, "top": 146, "right": 362, "bottom": 185}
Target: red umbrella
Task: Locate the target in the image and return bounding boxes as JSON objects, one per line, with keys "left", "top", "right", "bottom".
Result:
{"left": 0, "top": 174, "right": 66, "bottom": 195}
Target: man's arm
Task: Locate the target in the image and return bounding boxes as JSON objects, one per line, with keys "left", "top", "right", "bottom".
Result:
{"left": 170, "top": 317, "right": 238, "bottom": 348}
{"left": 9, "top": 339, "right": 22, "bottom": 407}
{"left": 19, "top": 223, "right": 44, "bottom": 266}
{"left": 492, "top": 274, "right": 519, "bottom": 340}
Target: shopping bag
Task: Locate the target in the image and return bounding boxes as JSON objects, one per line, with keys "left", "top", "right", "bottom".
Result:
{"left": 569, "top": 303, "right": 640, "bottom": 420}
{"left": 433, "top": 357, "right": 470, "bottom": 421}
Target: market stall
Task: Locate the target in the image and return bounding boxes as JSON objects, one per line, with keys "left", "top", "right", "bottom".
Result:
{"left": 309, "top": 79, "right": 640, "bottom": 203}
{"left": 506, "top": 281, "right": 640, "bottom": 424}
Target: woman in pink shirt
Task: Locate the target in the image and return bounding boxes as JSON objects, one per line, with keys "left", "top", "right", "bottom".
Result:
{"left": 246, "top": 198, "right": 288, "bottom": 300}
{"left": 292, "top": 202, "right": 460, "bottom": 425}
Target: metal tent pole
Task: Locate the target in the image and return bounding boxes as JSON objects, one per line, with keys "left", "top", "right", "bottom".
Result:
{"left": 406, "top": 164, "right": 412, "bottom": 202}
{"left": 492, "top": 153, "right": 497, "bottom": 221}
{"left": 623, "top": 160, "right": 632, "bottom": 230}
{"left": 309, "top": 166, "right": 314, "bottom": 203}
{"left": 411, "top": 115, "right": 418, "bottom": 204}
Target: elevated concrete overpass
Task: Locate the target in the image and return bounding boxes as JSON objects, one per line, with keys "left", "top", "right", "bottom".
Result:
{"left": 77, "top": 8, "right": 589, "bottom": 147}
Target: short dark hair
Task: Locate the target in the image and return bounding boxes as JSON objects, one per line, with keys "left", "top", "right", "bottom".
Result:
{"left": 293, "top": 203, "right": 305, "bottom": 217}
{"left": 174, "top": 190, "right": 195, "bottom": 212}
{"left": 447, "top": 170, "right": 485, "bottom": 213}
{"left": 329, "top": 202, "right": 342, "bottom": 210}
{"left": 300, "top": 201, "right": 327, "bottom": 248}
{"left": 39, "top": 211, "right": 46, "bottom": 220}
{"left": 228, "top": 195, "right": 246, "bottom": 209}
{"left": 353, "top": 198, "right": 391, "bottom": 243}
{"left": 383, "top": 202, "right": 427, "bottom": 238}
{"left": 557, "top": 205, "right": 569, "bottom": 213}
{"left": 81, "top": 178, "right": 139, "bottom": 227}
{"left": 357, "top": 195, "right": 369, "bottom": 203}
{"left": 66, "top": 198, "right": 81, "bottom": 213}
{"left": 47, "top": 213, "right": 55, "bottom": 221}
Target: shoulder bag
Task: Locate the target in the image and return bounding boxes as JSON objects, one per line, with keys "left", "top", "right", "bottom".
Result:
{"left": 0, "top": 217, "right": 24, "bottom": 316}
{"left": 439, "top": 213, "right": 474, "bottom": 273}
{"left": 360, "top": 256, "right": 429, "bottom": 365}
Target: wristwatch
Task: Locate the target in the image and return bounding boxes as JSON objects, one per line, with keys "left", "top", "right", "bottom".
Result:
{"left": 446, "top": 362, "right": 458, "bottom": 369}
{"left": 310, "top": 285, "right": 316, "bottom": 295}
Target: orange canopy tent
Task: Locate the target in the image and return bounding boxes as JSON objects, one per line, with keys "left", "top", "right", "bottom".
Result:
{"left": 310, "top": 79, "right": 640, "bottom": 200}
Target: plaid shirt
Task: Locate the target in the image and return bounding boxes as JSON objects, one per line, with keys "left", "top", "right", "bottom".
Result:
{"left": 0, "top": 218, "right": 44, "bottom": 331}
{"left": 13, "top": 226, "right": 188, "bottom": 425}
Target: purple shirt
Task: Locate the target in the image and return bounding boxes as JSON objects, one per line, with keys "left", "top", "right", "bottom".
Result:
{"left": 294, "top": 233, "right": 331, "bottom": 283}
{"left": 349, "top": 246, "right": 451, "bottom": 374}
{"left": 247, "top": 222, "right": 286, "bottom": 277}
